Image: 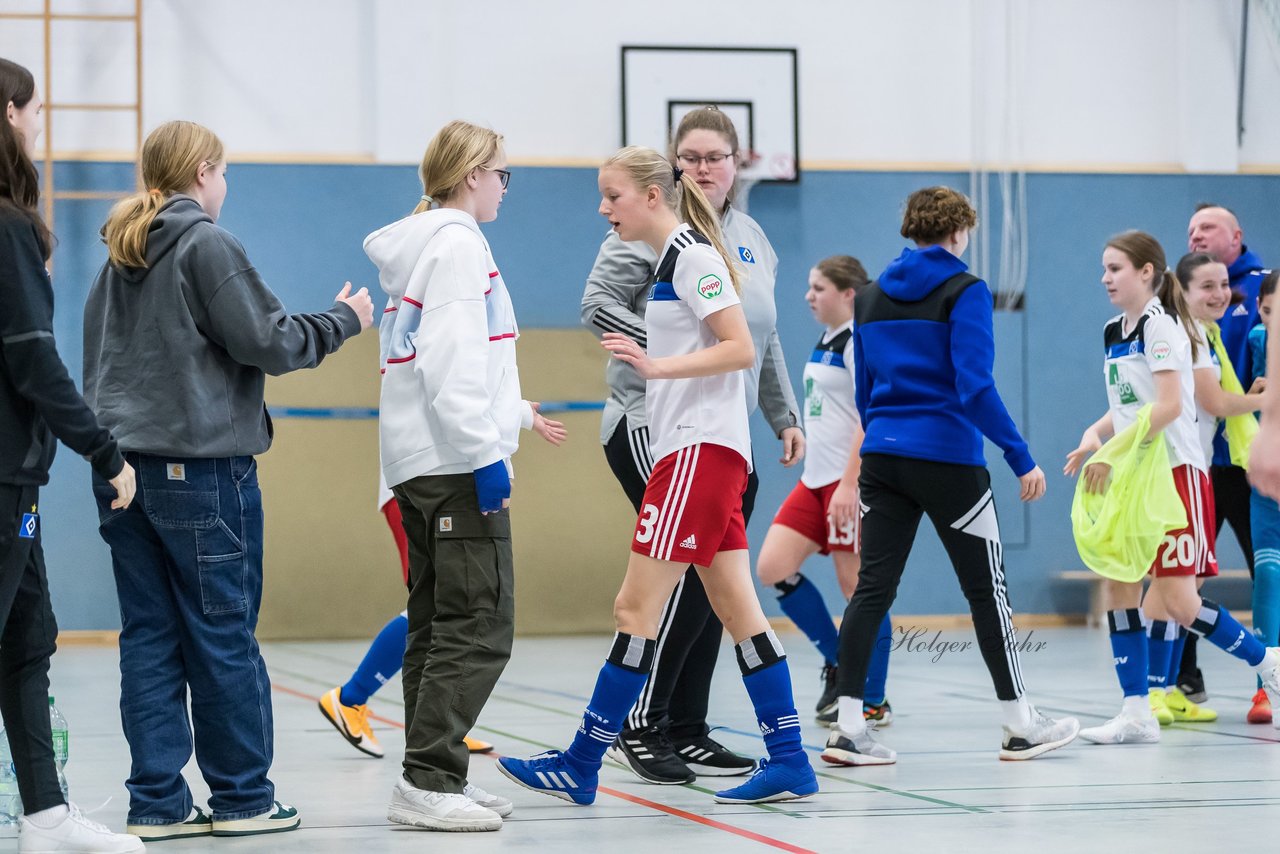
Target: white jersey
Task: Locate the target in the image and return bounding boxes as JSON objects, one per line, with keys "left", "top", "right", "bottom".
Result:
{"left": 644, "top": 225, "right": 751, "bottom": 469}
{"left": 1103, "top": 297, "right": 1205, "bottom": 471}
{"left": 800, "top": 322, "right": 858, "bottom": 488}
{"left": 1192, "top": 320, "right": 1222, "bottom": 466}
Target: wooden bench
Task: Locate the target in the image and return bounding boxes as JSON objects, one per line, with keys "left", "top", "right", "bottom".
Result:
{"left": 1057, "top": 569, "right": 1253, "bottom": 627}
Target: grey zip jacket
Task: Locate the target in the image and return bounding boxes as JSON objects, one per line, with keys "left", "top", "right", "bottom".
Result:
{"left": 83, "top": 195, "right": 362, "bottom": 457}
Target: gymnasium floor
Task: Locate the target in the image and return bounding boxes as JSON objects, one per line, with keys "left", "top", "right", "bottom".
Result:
{"left": 7, "top": 626, "right": 1279, "bottom": 853}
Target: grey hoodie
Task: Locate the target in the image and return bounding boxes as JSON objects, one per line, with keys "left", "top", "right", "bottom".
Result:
{"left": 83, "top": 195, "right": 362, "bottom": 457}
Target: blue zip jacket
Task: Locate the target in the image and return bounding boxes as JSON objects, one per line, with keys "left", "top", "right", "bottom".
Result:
{"left": 1211, "top": 246, "right": 1266, "bottom": 466}
{"left": 854, "top": 245, "right": 1035, "bottom": 476}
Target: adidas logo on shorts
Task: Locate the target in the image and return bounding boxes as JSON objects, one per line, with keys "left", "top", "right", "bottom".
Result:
{"left": 679, "top": 534, "right": 698, "bottom": 550}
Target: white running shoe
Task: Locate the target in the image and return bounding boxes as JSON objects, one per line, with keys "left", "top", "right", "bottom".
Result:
{"left": 1257, "top": 647, "right": 1280, "bottom": 731}
{"left": 19, "top": 803, "right": 145, "bottom": 853}
{"left": 1000, "top": 707, "right": 1079, "bottom": 760}
{"left": 463, "top": 783, "right": 513, "bottom": 818}
{"left": 1078, "top": 713, "right": 1161, "bottom": 745}
{"left": 387, "top": 777, "right": 502, "bottom": 832}
{"left": 820, "top": 724, "right": 897, "bottom": 766}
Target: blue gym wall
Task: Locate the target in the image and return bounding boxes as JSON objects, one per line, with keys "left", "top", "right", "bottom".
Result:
{"left": 40, "top": 161, "right": 1279, "bottom": 629}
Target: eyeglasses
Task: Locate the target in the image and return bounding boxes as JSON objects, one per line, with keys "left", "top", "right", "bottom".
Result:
{"left": 485, "top": 166, "right": 511, "bottom": 189}
{"left": 675, "top": 152, "right": 735, "bottom": 168}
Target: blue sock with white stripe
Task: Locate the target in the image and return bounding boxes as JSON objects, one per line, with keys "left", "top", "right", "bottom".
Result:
{"left": 774, "top": 574, "right": 839, "bottom": 665}
{"left": 1107, "top": 608, "right": 1148, "bottom": 698}
{"left": 1146, "top": 619, "right": 1176, "bottom": 690}
{"left": 340, "top": 612, "right": 408, "bottom": 707}
{"left": 737, "top": 631, "right": 806, "bottom": 768}
{"left": 863, "top": 613, "right": 893, "bottom": 705}
{"left": 1166, "top": 626, "right": 1189, "bottom": 688}
{"left": 1191, "top": 599, "right": 1266, "bottom": 667}
{"left": 565, "top": 633, "right": 656, "bottom": 773}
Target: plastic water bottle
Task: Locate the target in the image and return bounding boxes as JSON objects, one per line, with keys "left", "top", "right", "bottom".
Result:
{"left": 49, "top": 697, "right": 68, "bottom": 803}
{"left": 0, "top": 728, "right": 18, "bottom": 825}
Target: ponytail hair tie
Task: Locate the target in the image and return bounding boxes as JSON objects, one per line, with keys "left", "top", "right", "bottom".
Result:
{"left": 421, "top": 194, "right": 434, "bottom": 205}
{"left": 147, "top": 188, "right": 163, "bottom": 199}
{"left": 673, "top": 167, "right": 684, "bottom": 183}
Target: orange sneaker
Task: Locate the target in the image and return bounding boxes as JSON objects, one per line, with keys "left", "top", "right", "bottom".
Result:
{"left": 1248, "top": 687, "right": 1273, "bottom": 724}
{"left": 465, "top": 735, "right": 494, "bottom": 754}
{"left": 318, "top": 687, "right": 384, "bottom": 757}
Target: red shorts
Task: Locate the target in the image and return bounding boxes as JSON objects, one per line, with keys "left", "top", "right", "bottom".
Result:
{"left": 632, "top": 443, "right": 749, "bottom": 566}
{"left": 382, "top": 498, "right": 411, "bottom": 587}
{"left": 1150, "top": 464, "right": 1218, "bottom": 578}
{"left": 773, "top": 480, "right": 859, "bottom": 555}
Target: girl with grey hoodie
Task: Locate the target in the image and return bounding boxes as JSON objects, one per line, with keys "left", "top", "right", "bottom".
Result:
{"left": 82, "top": 120, "right": 373, "bottom": 842}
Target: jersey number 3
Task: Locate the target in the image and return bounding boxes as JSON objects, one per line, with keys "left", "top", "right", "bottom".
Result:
{"left": 636, "top": 504, "right": 660, "bottom": 544}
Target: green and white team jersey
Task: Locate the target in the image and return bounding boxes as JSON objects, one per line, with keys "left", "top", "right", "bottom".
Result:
{"left": 1103, "top": 297, "right": 1205, "bottom": 471}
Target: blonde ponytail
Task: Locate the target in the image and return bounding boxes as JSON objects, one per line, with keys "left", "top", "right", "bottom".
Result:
{"left": 675, "top": 171, "right": 742, "bottom": 293}
{"left": 1106, "top": 230, "right": 1202, "bottom": 362}
{"left": 104, "top": 121, "right": 224, "bottom": 269}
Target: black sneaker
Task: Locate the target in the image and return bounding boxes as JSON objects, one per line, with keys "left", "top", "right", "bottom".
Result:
{"left": 1178, "top": 668, "right": 1208, "bottom": 704}
{"left": 605, "top": 727, "right": 694, "bottom": 785}
{"left": 672, "top": 734, "right": 757, "bottom": 777}
{"left": 816, "top": 663, "right": 838, "bottom": 716}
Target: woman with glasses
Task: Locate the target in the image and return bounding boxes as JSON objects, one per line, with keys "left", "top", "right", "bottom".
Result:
{"left": 365, "top": 120, "right": 547, "bottom": 832}
{"left": 84, "top": 120, "right": 374, "bottom": 840}
{"left": 581, "top": 106, "right": 802, "bottom": 785}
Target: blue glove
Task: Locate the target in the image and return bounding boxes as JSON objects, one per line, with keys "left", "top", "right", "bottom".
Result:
{"left": 473, "top": 460, "right": 511, "bottom": 513}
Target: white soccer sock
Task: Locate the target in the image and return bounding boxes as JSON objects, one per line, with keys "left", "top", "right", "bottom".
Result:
{"left": 24, "top": 804, "right": 69, "bottom": 828}
{"left": 836, "top": 696, "right": 866, "bottom": 735}
{"left": 1122, "top": 694, "right": 1152, "bottom": 719}
{"left": 1000, "top": 698, "right": 1032, "bottom": 732}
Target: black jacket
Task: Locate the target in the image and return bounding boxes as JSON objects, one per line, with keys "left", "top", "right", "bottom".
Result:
{"left": 0, "top": 204, "right": 122, "bottom": 486}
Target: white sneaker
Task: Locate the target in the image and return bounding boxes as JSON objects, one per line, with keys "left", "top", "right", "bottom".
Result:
{"left": 19, "top": 803, "right": 146, "bottom": 853}
{"left": 1078, "top": 713, "right": 1161, "bottom": 745}
{"left": 387, "top": 777, "right": 502, "bottom": 832}
{"left": 462, "top": 783, "right": 513, "bottom": 818}
{"left": 1000, "top": 707, "right": 1080, "bottom": 760}
{"left": 820, "top": 724, "right": 897, "bottom": 766}
{"left": 1257, "top": 647, "right": 1280, "bottom": 731}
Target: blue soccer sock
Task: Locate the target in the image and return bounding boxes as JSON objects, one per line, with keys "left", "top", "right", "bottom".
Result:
{"left": 1166, "top": 626, "right": 1189, "bottom": 688}
{"left": 340, "top": 612, "right": 408, "bottom": 707}
{"left": 1146, "top": 619, "right": 1177, "bottom": 689}
{"left": 863, "top": 612, "right": 892, "bottom": 705}
{"left": 564, "top": 633, "right": 656, "bottom": 773}
{"left": 1253, "top": 551, "right": 1280, "bottom": 649}
{"left": 1108, "top": 608, "right": 1148, "bottom": 698}
{"left": 737, "top": 631, "right": 806, "bottom": 767}
{"left": 774, "top": 574, "right": 839, "bottom": 666}
{"left": 1192, "top": 599, "right": 1267, "bottom": 667}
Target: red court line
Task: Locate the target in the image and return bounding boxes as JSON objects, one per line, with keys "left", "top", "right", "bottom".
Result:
{"left": 271, "top": 681, "right": 816, "bottom": 854}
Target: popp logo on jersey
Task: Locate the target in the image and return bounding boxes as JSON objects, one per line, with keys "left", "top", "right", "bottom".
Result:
{"left": 738, "top": 246, "right": 755, "bottom": 264}
{"left": 1151, "top": 341, "right": 1172, "bottom": 361}
{"left": 697, "top": 274, "right": 724, "bottom": 300}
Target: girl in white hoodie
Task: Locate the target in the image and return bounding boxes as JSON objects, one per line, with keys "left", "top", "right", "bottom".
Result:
{"left": 364, "top": 120, "right": 562, "bottom": 833}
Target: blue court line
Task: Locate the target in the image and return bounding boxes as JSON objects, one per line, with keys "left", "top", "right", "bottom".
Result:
{"left": 269, "top": 401, "right": 604, "bottom": 419}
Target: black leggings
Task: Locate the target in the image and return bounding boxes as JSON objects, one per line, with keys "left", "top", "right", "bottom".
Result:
{"left": 837, "top": 454, "right": 1025, "bottom": 701}
{"left": 602, "top": 420, "right": 758, "bottom": 738}
{"left": 0, "top": 484, "right": 63, "bottom": 814}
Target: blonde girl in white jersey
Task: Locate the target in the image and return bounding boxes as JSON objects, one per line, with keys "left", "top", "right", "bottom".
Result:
{"left": 499, "top": 146, "right": 818, "bottom": 807}
{"left": 1065, "top": 231, "right": 1280, "bottom": 744}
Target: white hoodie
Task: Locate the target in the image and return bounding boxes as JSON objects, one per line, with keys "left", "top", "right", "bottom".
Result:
{"left": 365, "top": 209, "right": 532, "bottom": 488}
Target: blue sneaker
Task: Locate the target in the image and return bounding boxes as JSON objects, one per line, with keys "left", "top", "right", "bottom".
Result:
{"left": 712, "top": 758, "right": 818, "bottom": 804}
{"left": 497, "top": 751, "right": 598, "bottom": 805}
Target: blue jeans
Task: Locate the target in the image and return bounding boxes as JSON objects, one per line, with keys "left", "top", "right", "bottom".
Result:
{"left": 92, "top": 454, "right": 274, "bottom": 824}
